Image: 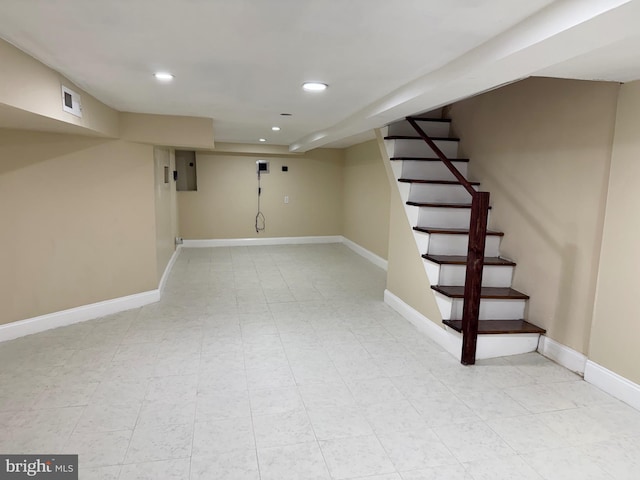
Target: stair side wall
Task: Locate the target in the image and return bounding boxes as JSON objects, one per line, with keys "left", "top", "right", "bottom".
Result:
{"left": 448, "top": 76, "right": 619, "bottom": 355}
{"left": 590, "top": 80, "right": 640, "bottom": 386}
{"left": 375, "top": 129, "right": 444, "bottom": 327}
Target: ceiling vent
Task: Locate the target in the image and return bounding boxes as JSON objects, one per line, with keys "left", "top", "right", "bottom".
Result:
{"left": 61, "top": 85, "right": 82, "bottom": 117}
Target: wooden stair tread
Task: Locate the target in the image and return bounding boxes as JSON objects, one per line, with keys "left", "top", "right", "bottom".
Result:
{"left": 422, "top": 255, "right": 515, "bottom": 266}
{"left": 432, "top": 285, "right": 529, "bottom": 300}
{"left": 409, "top": 117, "right": 451, "bottom": 123}
{"left": 443, "top": 319, "right": 546, "bottom": 335}
{"left": 413, "top": 226, "right": 504, "bottom": 236}
{"left": 385, "top": 135, "right": 460, "bottom": 141}
{"left": 407, "top": 201, "right": 491, "bottom": 209}
{"left": 390, "top": 156, "right": 469, "bottom": 162}
{"left": 398, "top": 178, "right": 480, "bottom": 185}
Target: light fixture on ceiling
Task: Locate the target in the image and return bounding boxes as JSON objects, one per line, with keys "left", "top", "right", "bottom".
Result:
{"left": 154, "top": 72, "right": 174, "bottom": 81}
{"left": 259, "top": 138, "right": 267, "bottom": 142}
{"left": 302, "top": 82, "right": 328, "bottom": 92}
{"left": 271, "top": 126, "right": 281, "bottom": 131}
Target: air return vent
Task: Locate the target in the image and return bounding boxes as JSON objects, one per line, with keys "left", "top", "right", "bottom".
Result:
{"left": 61, "top": 85, "right": 82, "bottom": 117}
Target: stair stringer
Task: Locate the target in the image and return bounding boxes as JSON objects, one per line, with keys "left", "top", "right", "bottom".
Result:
{"left": 376, "top": 126, "right": 540, "bottom": 360}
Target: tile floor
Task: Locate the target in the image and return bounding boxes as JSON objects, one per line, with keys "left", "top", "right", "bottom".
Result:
{"left": 1, "top": 244, "right": 639, "bottom": 480}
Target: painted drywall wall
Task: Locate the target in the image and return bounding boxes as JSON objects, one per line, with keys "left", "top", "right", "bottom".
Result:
{"left": 590, "top": 80, "right": 640, "bottom": 384}
{"left": 376, "top": 132, "right": 444, "bottom": 325}
{"left": 178, "top": 148, "right": 344, "bottom": 239}
{"left": 120, "top": 113, "right": 215, "bottom": 149}
{"left": 342, "top": 140, "right": 390, "bottom": 260}
{"left": 0, "top": 130, "right": 157, "bottom": 325}
{"left": 448, "top": 77, "right": 619, "bottom": 354}
{"left": 0, "top": 38, "right": 119, "bottom": 137}
{"left": 153, "top": 147, "right": 178, "bottom": 283}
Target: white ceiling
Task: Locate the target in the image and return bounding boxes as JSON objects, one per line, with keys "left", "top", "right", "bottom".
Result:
{"left": 1, "top": 0, "right": 639, "bottom": 151}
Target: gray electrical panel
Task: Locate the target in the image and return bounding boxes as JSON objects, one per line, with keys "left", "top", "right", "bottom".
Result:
{"left": 176, "top": 150, "right": 197, "bottom": 191}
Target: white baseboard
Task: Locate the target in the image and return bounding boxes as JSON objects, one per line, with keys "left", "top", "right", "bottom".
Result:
{"left": 537, "top": 335, "right": 587, "bottom": 374}
{"left": 537, "top": 337, "right": 640, "bottom": 411}
{"left": 183, "top": 236, "right": 343, "bottom": 247}
{"left": 385, "top": 290, "right": 541, "bottom": 360}
{"left": 342, "top": 237, "right": 388, "bottom": 271}
{"left": 0, "top": 246, "right": 182, "bottom": 343}
{"left": 159, "top": 246, "right": 182, "bottom": 294}
{"left": 384, "top": 289, "right": 457, "bottom": 356}
{"left": 584, "top": 360, "right": 640, "bottom": 411}
{"left": 182, "top": 235, "right": 389, "bottom": 271}
{"left": 0, "top": 290, "right": 159, "bottom": 343}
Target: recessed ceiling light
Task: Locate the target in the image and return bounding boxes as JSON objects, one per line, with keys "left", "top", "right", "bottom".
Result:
{"left": 154, "top": 72, "right": 174, "bottom": 81}
{"left": 302, "top": 82, "right": 328, "bottom": 92}
{"left": 271, "top": 126, "right": 281, "bottom": 131}
{"left": 259, "top": 138, "right": 267, "bottom": 142}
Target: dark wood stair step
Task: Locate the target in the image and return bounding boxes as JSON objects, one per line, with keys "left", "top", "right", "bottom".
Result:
{"left": 398, "top": 179, "right": 480, "bottom": 185}
{"left": 431, "top": 286, "right": 529, "bottom": 300}
{"left": 422, "top": 255, "right": 515, "bottom": 266}
{"left": 443, "top": 319, "right": 546, "bottom": 335}
{"left": 390, "top": 156, "right": 469, "bottom": 162}
{"left": 413, "top": 226, "right": 504, "bottom": 236}
{"left": 407, "top": 201, "right": 491, "bottom": 209}
{"left": 409, "top": 117, "right": 451, "bottom": 123}
{"left": 385, "top": 135, "right": 460, "bottom": 141}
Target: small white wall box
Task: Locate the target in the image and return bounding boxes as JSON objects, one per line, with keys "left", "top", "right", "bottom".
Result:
{"left": 61, "top": 85, "right": 82, "bottom": 117}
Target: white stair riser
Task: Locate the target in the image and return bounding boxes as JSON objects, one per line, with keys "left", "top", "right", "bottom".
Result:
{"left": 391, "top": 139, "right": 459, "bottom": 158}
{"left": 409, "top": 183, "right": 478, "bottom": 204}
{"left": 475, "top": 333, "right": 540, "bottom": 358}
{"left": 381, "top": 138, "right": 395, "bottom": 162}
{"left": 402, "top": 160, "right": 468, "bottom": 181}
{"left": 390, "top": 156, "right": 404, "bottom": 180}
{"left": 417, "top": 207, "right": 490, "bottom": 229}
{"left": 413, "top": 231, "right": 430, "bottom": 254}
{"left": 443, "top": 327, "right": 541, "bottom": 359}
{"left": 405, "top": 205, "right": 419, "bottom": 227}
{"left": 435, "top": 292, "right": 526, "bottom": 320}
{"left": 425, "top": 261, "right": 514, "bottom": 288}
{"left": 388, "top": 121, "right": 450, "bottom": 137}
{"left": 398, "top": 182, "right": 411, "bottom": 204}
{"left": 427, "top": 233, "right": 501, "bottom": 257}
{"left": 451, "top": 298, "right": 526, "bottom": 320}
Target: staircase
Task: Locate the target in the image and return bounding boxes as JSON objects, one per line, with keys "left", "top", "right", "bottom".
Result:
{"left": 381, "top": 115, "right": 545, "bottom": 363}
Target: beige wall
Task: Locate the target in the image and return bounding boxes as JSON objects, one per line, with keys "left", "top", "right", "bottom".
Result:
{"left": 449, "top": 77, "right": 619, "bottom": 354}
{"left": 0, "top": 38, "right": 119, "bottom": 137}
{"left": 0, "top": 130, "right": 157, "bottom": 324}
{"left": 178, "top": 149, "right": 344, "bottom": 239}
{"left": 342, "top": 140, "right": 390, "bottom": 259}
{"left": 376, "top": 132, "right": 444, "bottom": 324}
{"left": 590, "top": 80, "right": 640, "bottom": 384}
{"left": 153, "top": 147, "right": 178, "bottom": 282}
